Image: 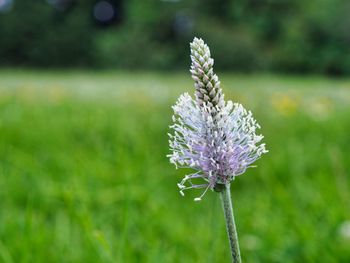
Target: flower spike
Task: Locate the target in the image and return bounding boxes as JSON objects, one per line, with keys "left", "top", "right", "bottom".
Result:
{"left": 168, "top": 38, "right": 268, "bottom": 201}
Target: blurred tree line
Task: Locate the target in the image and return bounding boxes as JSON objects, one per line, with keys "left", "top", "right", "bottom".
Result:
{"left": 1, "top": 0, "right": 350, "bottom": 75}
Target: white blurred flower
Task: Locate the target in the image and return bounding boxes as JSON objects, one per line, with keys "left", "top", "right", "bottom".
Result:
{"left": 338, "top": 221, "right": 350, "bottom": 240}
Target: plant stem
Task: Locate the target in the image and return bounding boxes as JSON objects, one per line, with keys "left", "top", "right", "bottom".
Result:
{"left": 220, "top": 184, "right": 242, "bottom": 263}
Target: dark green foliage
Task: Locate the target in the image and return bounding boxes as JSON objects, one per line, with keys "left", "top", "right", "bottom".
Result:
{"left": 1, "top": 0, "right": 350, "bottom": 74}
{"left": 0, "top": 1, "right": 95, "bottom": 67}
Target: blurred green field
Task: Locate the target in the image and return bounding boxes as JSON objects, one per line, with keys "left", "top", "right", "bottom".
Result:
{"left": 0, "top": 70, "right": 350, "bottom": 263}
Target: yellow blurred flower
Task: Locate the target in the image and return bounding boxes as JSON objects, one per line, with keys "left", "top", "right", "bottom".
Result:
{"left": 47, "top": 85, "right": 67, "bottom": 103}
{"left": 270, "top": 93, "right": 299, "bottom": 116}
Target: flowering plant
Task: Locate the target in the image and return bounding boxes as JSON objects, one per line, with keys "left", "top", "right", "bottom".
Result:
{"left": 168, "top": 38, "right": 268, "bottom": 262}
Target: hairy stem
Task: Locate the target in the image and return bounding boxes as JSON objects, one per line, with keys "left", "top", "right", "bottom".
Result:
{"left": 220, "top": 184, "right": 242, "bottom": 263}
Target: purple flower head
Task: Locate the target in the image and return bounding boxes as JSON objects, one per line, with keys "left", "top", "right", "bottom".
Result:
{"left": 168, "top": 38, "right": 268, "bottom": 201}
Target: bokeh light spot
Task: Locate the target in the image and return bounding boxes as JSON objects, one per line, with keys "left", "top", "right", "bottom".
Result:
{"left": 93, "top": 1, "right": 115, "bottom": 23}
{"left": 0, "top": 0, "right": 13, "bottom": 13}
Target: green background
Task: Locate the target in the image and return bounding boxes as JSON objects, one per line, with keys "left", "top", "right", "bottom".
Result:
{"left": 0, "top": 71, "right": 349, "bottom": 262}
{"left": 1, "top": 0, "right": 350, "bottom": 262}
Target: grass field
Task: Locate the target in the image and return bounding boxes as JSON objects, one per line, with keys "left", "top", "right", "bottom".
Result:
{"left": 0, "top": 70, "right": 350, "bottom": 262}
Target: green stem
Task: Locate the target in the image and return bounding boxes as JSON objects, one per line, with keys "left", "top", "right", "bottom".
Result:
{"left": 220, "top": 184, "right": 242, "bottom": 263}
